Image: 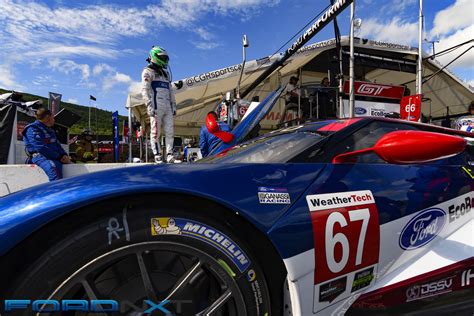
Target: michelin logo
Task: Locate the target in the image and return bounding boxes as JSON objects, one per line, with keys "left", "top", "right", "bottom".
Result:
{"left": 151, "top": 217, "right": 181, "bottom": 235}
{"left": 151, "top": 217, "right": 250, "bottom": 272}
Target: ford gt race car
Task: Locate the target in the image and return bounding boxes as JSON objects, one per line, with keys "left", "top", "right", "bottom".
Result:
{"left": 0, "top": 88, "right": 473, "bottom": 315}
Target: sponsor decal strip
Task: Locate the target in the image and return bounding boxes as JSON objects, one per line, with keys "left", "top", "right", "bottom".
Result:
{"left": 306, "top": 190, "right": 380, "bottom": 313}
{"left": 150, "top": 217, "right": 250, "bottom": 272}
{"left": 258, "top": 187, "right": 291, "bottom": 204}
{"left": 399, "top": 208, "right": 447, "bottom": 250}
{"left": 314, "top": 264, "right": 377, "bottom": 313}
{"left": 352, "top": 257, "right": 474, "bottom": 308}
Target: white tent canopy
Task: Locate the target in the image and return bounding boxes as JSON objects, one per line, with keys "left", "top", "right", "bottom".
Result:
{"left": 127, "top": 37, "right": 473, "bottom": 136}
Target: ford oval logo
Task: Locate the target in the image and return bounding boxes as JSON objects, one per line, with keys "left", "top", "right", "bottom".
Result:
{"left": 399, "top": 208, "right": 446, "bottom": 250}
{"left": 355, "top": 107, "right": 367, "bottom": 115}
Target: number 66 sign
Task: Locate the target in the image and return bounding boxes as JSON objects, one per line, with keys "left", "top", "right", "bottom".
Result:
{"left": 400, "top": 94, "right": 422, "bottom": 122}
{"left": 306, "top": 190, "right": 380, "bottom": 285}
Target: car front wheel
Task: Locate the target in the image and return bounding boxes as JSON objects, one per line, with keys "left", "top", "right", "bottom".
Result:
{"left": 6, "top": 198, "right": 273, "bottom": 316}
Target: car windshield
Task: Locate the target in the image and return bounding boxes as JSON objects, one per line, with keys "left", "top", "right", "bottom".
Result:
{"left": 200, "top": 131, "right": 326, "bottom": 163}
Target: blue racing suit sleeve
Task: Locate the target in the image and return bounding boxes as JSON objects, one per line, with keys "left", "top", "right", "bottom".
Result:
{"left": 220, "top": 122, "right": 231, "bottom": 132}
{"left": 53, "top": 139, "right": 67, "bottom": 158}
{"left": 199, "top": 126, "right": 209, "bottom": 157}
{"left": 24, "top": 126, "right": 64, "bottom": 160}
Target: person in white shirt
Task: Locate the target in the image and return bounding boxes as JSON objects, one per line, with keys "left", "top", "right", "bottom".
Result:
{"left": 284, "top": 76, "right": 300, "bottom": 105}
{"left": 280, "top": 76, "right": 302, "bottom": 124}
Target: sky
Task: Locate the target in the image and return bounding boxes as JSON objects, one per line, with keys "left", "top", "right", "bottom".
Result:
{"left": 0, "top": 0, "right": 472, "bottom": 115}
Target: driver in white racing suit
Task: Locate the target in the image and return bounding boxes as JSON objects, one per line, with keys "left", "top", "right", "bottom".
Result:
{"left": 454, "top": 101, "right": 474, "bottom": 133}
{"left": 141, "top": 46, "right": 181, "bottom": 163}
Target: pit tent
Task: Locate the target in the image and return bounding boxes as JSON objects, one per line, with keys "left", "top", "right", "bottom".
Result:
{"left": 126, "top": 36, "right": 473, "bottom": 137}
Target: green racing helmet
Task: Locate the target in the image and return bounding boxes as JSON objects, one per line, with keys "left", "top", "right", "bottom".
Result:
{"left": 149, "top": 46, "right": 169, "bottom": 68}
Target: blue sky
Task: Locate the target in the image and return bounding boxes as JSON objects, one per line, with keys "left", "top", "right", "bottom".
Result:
{"left": 0, "top": 0, "right": 472, "bottom": 115}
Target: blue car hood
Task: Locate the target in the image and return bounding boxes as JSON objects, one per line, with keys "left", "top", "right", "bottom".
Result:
{"left": 0, "top": 162, "right": 325, "bottom": 255}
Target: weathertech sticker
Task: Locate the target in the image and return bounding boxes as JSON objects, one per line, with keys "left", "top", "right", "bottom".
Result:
{"left": 258, "top": 187, "right": 291, "bottom": 204}
{"left": 307, "top": 190, "right": 380, "bottom": 313}
{"left": 319, "top": 276, "right": 347, "bottom": 303}
{"left": 151, "top": 217, "right": 250, "bottom": 272}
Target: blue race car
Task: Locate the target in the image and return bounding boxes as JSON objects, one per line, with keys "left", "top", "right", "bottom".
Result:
{"left": 0, "top": 88, "right": 473, "bottom": 315}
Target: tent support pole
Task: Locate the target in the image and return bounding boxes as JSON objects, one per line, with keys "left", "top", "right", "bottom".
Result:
{"left": 417, "top": 0, "right": 423, "bottom": 96}
{"left": 128, "top": 102, "right": 132, "bottom": 163}
{"left": 298, "top": 67, "right": 302, "bottom": 121}
{"left": 349, "top": 1, "right": 355, "bottom": 118}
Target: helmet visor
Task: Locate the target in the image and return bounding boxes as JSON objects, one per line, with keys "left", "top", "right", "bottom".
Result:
{"left": 159, "top": 55, "right": 169, "bottom": 63}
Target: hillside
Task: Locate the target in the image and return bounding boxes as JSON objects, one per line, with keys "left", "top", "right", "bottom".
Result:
{"left": 0, "top": 88, "right": 128, "bottom": 136}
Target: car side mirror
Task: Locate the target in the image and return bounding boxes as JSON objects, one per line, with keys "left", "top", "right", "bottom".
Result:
{"left": 333, "top": 130, "right": 467, "bottom": 164}
{"left": 205, "top": 113, "right": 235, "bottom": 143}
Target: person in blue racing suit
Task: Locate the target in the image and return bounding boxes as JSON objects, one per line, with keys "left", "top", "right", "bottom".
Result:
{"left": 23, "top": 108, "right": 72, "bottom": 181}
{"left": 199, "top": 111, "right": 231, "bottom": 157}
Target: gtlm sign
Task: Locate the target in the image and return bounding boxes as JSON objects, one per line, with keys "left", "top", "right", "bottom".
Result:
{"left": 357, "top": 84, "right": 390, "bottom": 96}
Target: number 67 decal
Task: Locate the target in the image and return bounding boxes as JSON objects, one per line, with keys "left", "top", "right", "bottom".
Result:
{"left": 306, "top": 191, "right": 380, "bottom": 284}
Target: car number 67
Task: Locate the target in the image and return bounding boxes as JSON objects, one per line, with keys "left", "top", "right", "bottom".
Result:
{"left": 325, "top": 208, "right": 370, "bottom": 273}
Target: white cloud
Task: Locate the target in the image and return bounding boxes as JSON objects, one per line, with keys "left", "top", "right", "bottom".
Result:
{"left": 0, "top": 64, "right": 24, "bottom": 90}
{"left": 0, "top": 0, "right": 280, "bottom": 61}
{"left": 434, "top": 25, "right": 474, "bottom": 70}
{"left": 359, "top": 17, "right": 418, "bottom": 45}
{"left": 190, "top": 27, "right": 222, "bottom": 50}
{"left": 32, "top": 75, "right": 55, "bottom": 86}
{"left": 100, "top": 68, "right": 133, "bottom": 91}
{"left": 431, "top": 0, "right": 473, "bottom": 37}
{"left": 191, "top": 41, "right": 222, "bottom": 50}
{"left": 48, "top": 58, "right": 91, "bottom": 81}
{"left": 66, "top": 98, "right": 78, "bottom": 104}
{"left": 28, "top": 46, "right": 113, "bottom": 59}
{"left": 0, "top": 0, "right": 279, "bottom": 96}
{"left": 93, "top": 63, "right": 116, "bottom": 76}
{"left": 149, "top": 0, "right": 280, "bottom": 26}
{"left": 391, "top": 0, "right": 416, "bottom": 11}
{"left": 207, "top": 0, "right": 280, "bottom": 14}
{"left": 195, "top": 27, "right": 215, "bottom": 41}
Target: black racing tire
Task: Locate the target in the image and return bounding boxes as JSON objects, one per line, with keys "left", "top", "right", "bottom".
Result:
{"left": 4, "top": 196, "right": 274, "bottom": 316}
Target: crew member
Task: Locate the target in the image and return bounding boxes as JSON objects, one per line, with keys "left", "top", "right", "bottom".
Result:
{"left": 315, "top": 77, "right": 330, "bottom": 119}
{"left": 280, "top": 76, "right": 303, "bottom": 124}
{"left": 454, "top": 101, "right": 474, "bottom": 132}
{"left": 141, "top": 45, "right": 180, "bottom": 163}
{"left": 75, "top": 129, "right": 97, "bottom": 162}
{"left": 23, "top": 108, "right": 72, "bottom": 181}
{"left": 199, "top": 111, "right": 231, "bottom": 157}
{"left": 285, "top": 76, "right": 300, "bottom": 105}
